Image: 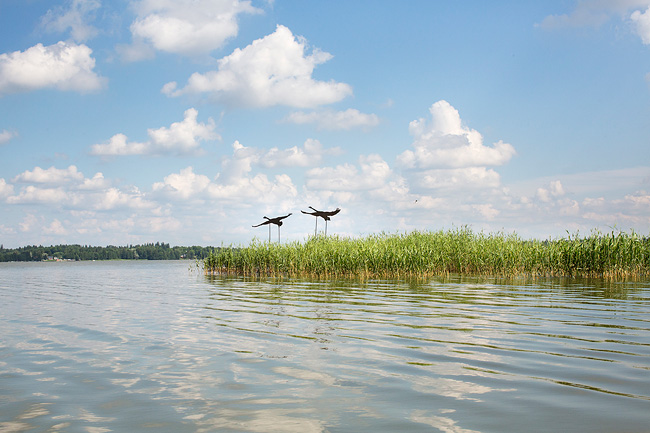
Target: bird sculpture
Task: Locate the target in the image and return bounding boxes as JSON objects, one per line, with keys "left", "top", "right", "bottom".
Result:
{"left": 301, "top": 206, "right": 340, "bottom": 236}
{"left": 252, "top": 213, "right": 292, "bottom": 242}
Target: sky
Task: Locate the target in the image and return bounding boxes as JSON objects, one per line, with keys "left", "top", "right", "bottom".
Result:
{"left": 1, "top": 0, "right": 650, "bottom": 248}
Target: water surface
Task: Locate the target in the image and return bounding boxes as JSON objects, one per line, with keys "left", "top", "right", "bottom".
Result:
{"left": 1, "top": 261, "right": 649, "bottom": 432}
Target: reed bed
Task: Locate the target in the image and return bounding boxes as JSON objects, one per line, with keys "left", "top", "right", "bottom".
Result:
{"left": 204, "top": 228, "right": 650, "bottom": 279}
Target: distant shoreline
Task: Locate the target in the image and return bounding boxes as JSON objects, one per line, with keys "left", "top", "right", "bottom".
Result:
{"left": 0, "top": 243, "right": 217, "bottom": 262}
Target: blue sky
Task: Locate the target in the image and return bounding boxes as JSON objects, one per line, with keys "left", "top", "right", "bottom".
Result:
{"left": 1, "top": 0, "right": 650, "bottom": 248}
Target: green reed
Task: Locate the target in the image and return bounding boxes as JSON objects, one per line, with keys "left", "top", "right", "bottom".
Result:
{"left": 204, "top": 227, "right": 650, "bottom": 279}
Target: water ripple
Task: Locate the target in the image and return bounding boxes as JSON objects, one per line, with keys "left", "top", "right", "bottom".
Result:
{"left": 1, "top": 262, "right": 649, "bottom": 432}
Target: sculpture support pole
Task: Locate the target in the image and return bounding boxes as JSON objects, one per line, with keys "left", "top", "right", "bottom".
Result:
{"left": 268, "top": 225, "right": 271, "bottom": 243}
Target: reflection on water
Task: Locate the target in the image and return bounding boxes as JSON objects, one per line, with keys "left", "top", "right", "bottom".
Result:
{"left": 1, "top": 261, "right": 649, "bottom": 432}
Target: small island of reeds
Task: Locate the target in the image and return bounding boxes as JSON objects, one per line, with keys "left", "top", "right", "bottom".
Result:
{"left": 204, "top": 228, "right": 650, "bottom": 279}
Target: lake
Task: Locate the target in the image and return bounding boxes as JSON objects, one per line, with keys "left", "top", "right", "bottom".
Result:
{"left": 1, "top": 260, "right": 649, "bottom": 432}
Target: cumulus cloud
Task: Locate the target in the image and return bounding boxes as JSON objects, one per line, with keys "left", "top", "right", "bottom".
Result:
{"left": 40, "top": 0, "right": 101, "bottom": 42}
{"left": 261, "top": 138, "right": 342, "bottom": 168}
{"left": 148, "top": 108, "right": 218, "bottom": 152}
{"left": 397, "top": 100, "right": 516, "bottom": 170}
{"left": 416, "top": 167, "right": 502, "bottom": 190}
{"left": 0, "top": 41, "right": 106, "bottom": 95}
{"left": 90, "top": 133, "right": 148, "bottom": 156}
{"left": 79, "top": 172, "right": 109, "bottom": 190}
{"left": 151, "top": 137, "right": 326, "bottom": 207}
{"left": 152, "top": 166, "right": 211, "bottom": 200}
{"left": 5, "top": 164, "right": 154, "bottom": 211}
{"left": 536, "top": 180, "right": 565, "bottom": 202}
{"left": 163, "top": 25, "right": 352, "bottom": 108}
{"left": 208, "top": 172, "right": 298, "bottom": 204}
{"left": 12, "top": 165, "right": 85, "bottom": 184}
{"left": 152, "top": 163, "right": 298, "bottom": 208}
{"left": 631, "top": 6, "right": 650, "bottom": 43}
{"left": 0, "top": 178, "right": 14, "bottom": 198}
{"left": 306, "top": 154, "right": 393, "bottom": 192}
{"left": 220, "top": 140, "right": 260, "bottom": 182}
{"left": 0, "top": 129, "right": 16, "bottom": 145}
{"left": 7, "top": 186, "right": 70, "bottom": 205}
{"left": 93, "top": 187, "right": 153, "bottom": 210}
{"left": 217, "top": 138, "right": 340, "bottom": 182}
{"left": 120, "top": 0, "right": 259, "bottom": 60}
{"left": 43, "top": 219, "right": 68, "bottom": 235}
{"left": 285, "top": 108, "right": 380, "bottom": 130}
{"left": 90, "top": 108, "right": 218, "bottom": 156}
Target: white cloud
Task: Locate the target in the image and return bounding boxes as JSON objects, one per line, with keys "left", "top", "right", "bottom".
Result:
{"left": 6, "top": 165, "right": 153, "bottom": 211}
{"left": 79, "top": 172, "right": 110, "bottom": 190}
{"left": 416, "top": 167, "right": 502, "bottom": 190}
{"left": 164, "top": 25, "right": 353, "bottom": 108}
{"left": 122, "top": 0, "right": 259, "bottom": 59}
{"left": 0, "top": 178, "right": 14, "bottom": 198}
{"left": 397, "top": 101, "right": 516, "bottom": 170}
{"left": 217, "top": 139, "right": 341, "bottom": 181}
{"left": 137, "top": 216, "right": 183, "bottom": 233}
{"left": 538, "top": 1, "right": 650, "bottom": 29}
{"left": 207, "top": 172, "right": 298, "bottom": 204}
{"left": 148, "top": 108, "right": 218, "bottom": 153}
{"left": 93, "top": 187, "right": 153, "bottom": 210}
{"left": 218, "top": 140, "right": 260, "bottom": 182}
{"left": 0, "top": 129, "right": 17, "bottom": 145}
{"left": 40, "top": 0, "right": 101, "bottom": 42}
{"left": 473, "top": 203, "right": 500, "bottom": 220}
{"left": 536, "top": 180, "right": 565, "bottom": 203}
{"left": 44, "top": 219, "right": 68, "bottom": 235}
{"left": 90, "top": 108, "right": 218, "bottom": 156}
{"left": 90, "top": 133, "right": 148, "bottom": 156}
{"left": 19, "top": 214, "right": 40, "bottom": 233}
{"left": 624, "top": 191, "right": 650, "bottom": 207}
{"left": 0, "top": 41, "right": 106, "bottom": 95}
{"left": 152, "top": 166, "right": 211, "bottom": 200}
{"left": 12, "top": 165, "right": 85, "bottom": 184}
{"left": 631, "top": 6, "right": 650, "bottom": 43}
{"left": 206, "top": 141, "right": 300, "bottom": 204}
{"left": 538, "top": 1, "right": 650, "bottom": 45}
{"left": 306, "top": 154, "right": 393, "bottom": 192}
{"left": 285, "top": 109, "right": 380, "bottom": 130}
{"left": 261, "top": 138, "right": 342, "bottom": 168}
{"left": 151, "top": 151, "right": 303, "bottom": 208}
{"left": 7, "top": 186, "right": 70, "bottom": 204}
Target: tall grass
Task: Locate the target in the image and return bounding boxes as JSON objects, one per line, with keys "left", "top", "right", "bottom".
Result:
{"left": 204, "top": 228, "right": 650, "bottom": 279}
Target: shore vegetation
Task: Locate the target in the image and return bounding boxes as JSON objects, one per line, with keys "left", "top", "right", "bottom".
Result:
{"left": 204, "top": 228, "right": 650, "bottom": 279}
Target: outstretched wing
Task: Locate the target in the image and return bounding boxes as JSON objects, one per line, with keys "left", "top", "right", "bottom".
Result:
{"left": 308, "top": 206, "right": 340, "bottom": 217}
{"left": 324, "top": 208, "right": 340, "bottom": 217}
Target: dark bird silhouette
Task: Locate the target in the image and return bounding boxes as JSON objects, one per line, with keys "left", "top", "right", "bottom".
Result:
{"left": 301, "top": 206, "right": 340, "bottom": 236}
{"left": 253, "top": 213, "right": 292, "bottom": 242}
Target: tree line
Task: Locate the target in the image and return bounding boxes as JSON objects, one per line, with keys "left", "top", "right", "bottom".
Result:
{"left": 0, "top": 242, "right": 218, "bottom": 262}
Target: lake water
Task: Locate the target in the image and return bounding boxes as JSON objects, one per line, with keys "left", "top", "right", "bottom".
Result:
{"left": 1, "top": 261, "right": 649, "bottom": 433}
